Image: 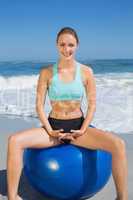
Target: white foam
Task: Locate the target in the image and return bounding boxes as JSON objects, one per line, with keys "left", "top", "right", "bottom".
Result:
{"left": 0, "top": 75, "right": 39, "bottom": 89}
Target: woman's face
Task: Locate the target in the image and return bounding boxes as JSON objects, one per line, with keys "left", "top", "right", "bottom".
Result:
{"left": 56, "top": 33, "right": 78, "bottom": 60}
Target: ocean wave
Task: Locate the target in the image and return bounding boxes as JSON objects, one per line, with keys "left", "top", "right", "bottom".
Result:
{"left": 0, "top": 75, "right": 38, "bottom": 89}
{"left": 0, "top": 71, "right": 133, "bottom": 134}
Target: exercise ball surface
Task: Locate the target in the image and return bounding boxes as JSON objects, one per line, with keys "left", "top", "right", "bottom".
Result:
{"left": 23, "top": 141, "right": 112, "bottom": 200}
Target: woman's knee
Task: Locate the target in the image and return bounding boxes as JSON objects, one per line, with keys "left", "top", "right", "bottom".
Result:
{"left": 112, "top": 136, "right": 126, "bottom": 155}
{"left": 8, "top": 134, "right": 22, "bottom": 149}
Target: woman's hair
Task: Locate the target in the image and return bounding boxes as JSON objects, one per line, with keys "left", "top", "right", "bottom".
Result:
{"left": 56, "top": 27, "right": 79, "bottom": 44}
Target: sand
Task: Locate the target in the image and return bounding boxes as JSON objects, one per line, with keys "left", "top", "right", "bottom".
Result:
{"left": 0, "top": 115, "right": 132, "bottom": 200}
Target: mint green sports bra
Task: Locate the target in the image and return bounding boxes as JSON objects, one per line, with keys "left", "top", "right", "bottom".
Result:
{"left": 48, "top": 61, "right": 85, "bottom": 101}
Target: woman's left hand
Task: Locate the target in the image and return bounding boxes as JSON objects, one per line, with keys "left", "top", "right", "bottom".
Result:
{"left": 58, "top": 133, "right": 75, "bottom": 142}
{"left": 70, "top": 129, "right": 85, "bottom": 139}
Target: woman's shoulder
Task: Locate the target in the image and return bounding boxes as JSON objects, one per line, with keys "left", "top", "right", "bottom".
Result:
{"left": 40, "top": 64, "right": 53, "bottom": 72}
{"left": 39, "top": 64, "right": 53, "bottom": 78}
{"left": 79, "top": 63, "right": 94, "bottom": 78}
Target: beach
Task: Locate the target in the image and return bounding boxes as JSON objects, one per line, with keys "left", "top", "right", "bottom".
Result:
{"left": 0, "top": 115, "right": 132, "bottom": 200}
{"left": 0, "top": 0, "right": 133, "bottom": 197}
{"left": 0, "top": 59, "right": 133, "bottom": 199}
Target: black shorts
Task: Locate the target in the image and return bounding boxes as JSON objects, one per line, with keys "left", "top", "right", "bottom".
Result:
{"left": 48, "top": 116, "right": 84, "bottom": 144}
{"left": 42, "top": 116, "right": 94, "bottom": 144}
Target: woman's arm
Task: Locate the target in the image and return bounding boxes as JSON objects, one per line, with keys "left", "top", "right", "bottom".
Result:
{"left": 36, "top": 67, "right": 70, "bottom": 139}
{"left": 36, "top": 67, "right": 53, "bottom": 134}
{"left": 80, "top": 66, "right": 96, "bottom": 132}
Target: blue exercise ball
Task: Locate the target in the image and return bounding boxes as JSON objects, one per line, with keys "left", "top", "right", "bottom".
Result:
{"left": 23, "top": 134, "right": 112, "bottom": 200}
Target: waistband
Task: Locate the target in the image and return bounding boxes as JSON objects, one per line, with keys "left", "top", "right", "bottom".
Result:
{"left": 48, "top": 115, "right": 84, "bottom": 122}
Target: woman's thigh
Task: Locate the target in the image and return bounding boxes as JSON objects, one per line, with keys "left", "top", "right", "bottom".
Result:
{"left": 8, "top": 127, "right": 61, "bottom": 149}
{"left": 70, "top": 127, "right": 123, "bottom": 153}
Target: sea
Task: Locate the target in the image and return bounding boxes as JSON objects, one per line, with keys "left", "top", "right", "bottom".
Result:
{"left": 0, "top": 59, "right": 133, "bottom": 134}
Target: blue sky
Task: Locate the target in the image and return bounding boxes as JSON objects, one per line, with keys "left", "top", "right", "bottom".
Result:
{"left": 0, "top": 0, "right": 133, "bottom": 61}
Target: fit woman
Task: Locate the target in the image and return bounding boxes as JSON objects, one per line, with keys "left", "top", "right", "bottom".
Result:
{"left": 7, "top": 27, "right": 128, "bottom": 200}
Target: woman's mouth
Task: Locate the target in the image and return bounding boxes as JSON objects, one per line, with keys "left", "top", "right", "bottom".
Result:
{"left": 62, "top": 52, "right": 72, "bottom": 57}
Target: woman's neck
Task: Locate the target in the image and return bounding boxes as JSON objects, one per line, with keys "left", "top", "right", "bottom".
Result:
{"left": 58, "top": 59, "right": 76, "bottom": 69}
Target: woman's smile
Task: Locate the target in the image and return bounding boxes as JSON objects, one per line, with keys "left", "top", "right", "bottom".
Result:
{"left": 62, "top": 52, "right": 72, "bottom": 57}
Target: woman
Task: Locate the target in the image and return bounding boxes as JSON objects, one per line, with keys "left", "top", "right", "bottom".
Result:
{"left": 7, "top": 27, "right": 128, "bottom": 200}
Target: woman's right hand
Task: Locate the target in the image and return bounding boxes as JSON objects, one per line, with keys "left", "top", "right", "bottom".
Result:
{"left": 58, "top": 133, "right": 75, "bottom": 143}
{"left": 48, "top": 129, "right": 66, "bottom": 138}
{"left": 48, "top": 129, "right": 75, "bottom": 143}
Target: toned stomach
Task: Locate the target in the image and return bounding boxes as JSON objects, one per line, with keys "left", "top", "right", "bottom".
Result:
{"left": 49, "top": 100, "right": 84, "bottom": 119}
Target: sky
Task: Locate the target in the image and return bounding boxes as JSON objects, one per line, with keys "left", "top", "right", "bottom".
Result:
{"left": 0, "top": 0, "right": 133, "bottom": 61}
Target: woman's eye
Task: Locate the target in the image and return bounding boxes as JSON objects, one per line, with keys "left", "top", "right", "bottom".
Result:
{"left": 69, "top": 44, "right": 74, "bottom": 47}
{"left": 60, "top": 43, "right": 74, "bottom": 47}
{"left": 60, "top": 43, "right": 65, "bottom": 46}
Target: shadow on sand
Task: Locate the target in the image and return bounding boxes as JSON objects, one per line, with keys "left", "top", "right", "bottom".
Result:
{"left": 0, "top": 169, "right": 51, "bottom": 200}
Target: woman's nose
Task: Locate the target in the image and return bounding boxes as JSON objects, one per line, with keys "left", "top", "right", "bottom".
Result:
{"left": 63, "top": 45, "right": 68, "bottom": 50}
{"left": 64, "top": 47, "right": 70, "bottom": 52}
